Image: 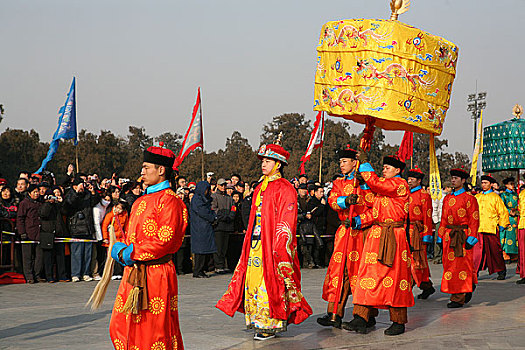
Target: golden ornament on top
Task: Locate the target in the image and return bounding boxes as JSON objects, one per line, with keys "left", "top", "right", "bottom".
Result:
{"left": 390, "top": 0, "right": 411, "bottom": 20}
{"left": 512, "top": 104, "right": 523, "bottom": 119}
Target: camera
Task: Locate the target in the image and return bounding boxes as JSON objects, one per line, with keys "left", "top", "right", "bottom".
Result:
{"left": 44, "top": 195, "right": 58, "bottom": 201}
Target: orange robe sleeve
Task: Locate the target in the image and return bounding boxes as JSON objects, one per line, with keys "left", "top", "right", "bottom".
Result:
{"left": 102, "top": 211, "right": 113, "bottom": 241}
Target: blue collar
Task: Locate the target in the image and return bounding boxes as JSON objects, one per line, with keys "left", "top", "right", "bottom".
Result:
{"left": 410, "top": 185, "right": 422, "bottom": 193}
{"left": 453, "top": 188, "right": 465, "bottom": 196}
{"left": 344, "top": 170, "right": 355, "bottom": 180}
{"left": 482, "top": 189, "right": 493, "bottom": 195}
{"left": 145, "top": 180, "right": 170, "bottom": 195}
{"left": 506, "top": 189, "right": 514, "bottom": 193}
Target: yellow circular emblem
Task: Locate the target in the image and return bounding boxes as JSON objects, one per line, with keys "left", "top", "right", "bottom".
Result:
{"left": 149, "top": 297, "right": 166, "bottom": 315}
{"left": 449, "top": 197, "right": 456, "bottom": 207}
{"left": 459, "top": 271, "right": 468, "bottom": 280}
{"left": 399, "top": 279, "right": 409, "bottom": 291}
{"left": 444, "top": 271, "right": 452, "bottom": 280}
{"left": 383, "top": 276, "right": 393, "bottom": 288}
{"left": 349, "top": 250, "right": 360, "bottom": 261}
{"left": 143, "top": 219, "right": 158, "bottom": 236}
{"left": 135, "top": 200, "right": 147, "bottom": 216}
{"left": 458, "top": 208, "right": 466, "bottom": 218}
{"left": 448, "top": 251, "right": 455, "bottom": 261}
{"left": 333, "top": 252, "right": 343, "bottom": 263}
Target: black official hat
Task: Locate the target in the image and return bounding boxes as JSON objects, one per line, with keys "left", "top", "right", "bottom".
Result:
{"left": 337, "top": 144, "right": 358, "bottom": 160}
{"left": 481, "top": 174, "right": 497, "bottom": 184}
{"left": 502, "top": 177, "right": 515, "bottom": 185}
{"left": 450, "top": 167, "right": 469, "bottom": 179}
{"left": 383, "top": 155, "right": 406, "bottom": 171}
{"left": 298, "top": 183, "right": 308, "bottom": 190}
{"left": 407, "top": 166, "right": 424, "bottom": 180}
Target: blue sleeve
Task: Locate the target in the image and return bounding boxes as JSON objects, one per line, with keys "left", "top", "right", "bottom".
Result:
{"left": 353, "top": 216, "right": 362, "bottom": 229}
{"left": 122, "top": 244, "right": 135, "bottom": 266}
{"left": 337, "top": 196, "right": 347, "bottom": 209}
{"left": 111, "top": 242, "right": 127, "bottom": 264}
{"left": 436, "top": 236, "right": 442, "bottom": 244}
{"left": 358, "top": 162, "right": 374, "bottom": 173}
{"left": 422, "top": 235, "right": 433, "bottom": 244}
{"left": 360, "top": 184, "right": 370, "bottom": 190}
{"left": 466, "top": 236, "right": 478, "bottom": 246}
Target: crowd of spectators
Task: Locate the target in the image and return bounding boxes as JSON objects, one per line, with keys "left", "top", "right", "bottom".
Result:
{"left": 1, "top": 165, "right": 453, "bottom": 283}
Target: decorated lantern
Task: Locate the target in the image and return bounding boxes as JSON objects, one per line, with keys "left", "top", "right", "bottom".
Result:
{"left": 482, "top": 104, "right": 525, "bottom": 172}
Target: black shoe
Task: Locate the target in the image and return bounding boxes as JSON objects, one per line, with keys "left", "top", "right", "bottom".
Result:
{"left": 316, "top": 313, "right": 342, "bottom": 329}
{"left": 366, "top": 316, "right": 376, "bottom": 328}
{"left": 193, "top": 272, "right": 209, "bottom": 278}
{"left": 26, "top": 279, "right": 35, "bottom": 284}
{"left": 417, "top": 286, "right": 436, "bottom": 300}
{"left": 342, "top": 315, "right": 367, "bottom": 334}
{"left": 516, "top": 278, "right": 525, "bottom": 285}
{"left": 447, "top": 301, "right": 463, "bottom": 308}
{"left": 384, "top": 322, "right": 405, "bottom": 336}
{"left": 497, "top": 271, "right": 506, "bottom": 280}
{"left": 464, "top": 292, "right": 473, "bottom": 304}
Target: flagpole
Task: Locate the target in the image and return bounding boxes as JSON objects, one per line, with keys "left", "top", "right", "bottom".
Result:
{"left": 319, "top": 145, "right": 323, "bottom": 183}
{"left": 200, "top": 89, "right": 205, "bottom": 181}
{"left": 75, "top": 145, "right": 79, "bottom": 173}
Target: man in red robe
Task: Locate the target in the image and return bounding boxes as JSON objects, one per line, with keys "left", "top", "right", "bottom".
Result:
{"left": 317, "top": 145, "right": 374, "bottom": 329}
{"left": 216, "top": 137, "right": 312, "bottom": 341}
{"left": 344, "top": 155, "right": 413, "bottom": 336}
{"left": 406, "top": 167, "right": 435, "bottom": 299}
{"left": 438, "top": 168, "right": 480, "bottom": 308}
{"left": 110, "top": 143, "right": 188, "bottom": 350}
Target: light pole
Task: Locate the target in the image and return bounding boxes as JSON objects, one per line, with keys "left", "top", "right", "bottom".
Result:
{"left": 467, "top": 88, "right": 487, "bottom": 149}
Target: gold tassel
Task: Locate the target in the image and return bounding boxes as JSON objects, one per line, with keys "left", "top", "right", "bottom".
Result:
{"left": 122, "top": 286, "right": 141, "bottom": 314}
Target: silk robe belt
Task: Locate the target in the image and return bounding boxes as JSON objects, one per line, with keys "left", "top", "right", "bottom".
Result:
{"left": 377, "top": 221, "right": 405, "bottom": 267}
{"left": 122, "top": 254, "right": 174, "bottom": 314}
{"left": 445, "top": 225, "right": 468, "bottom": 258}
{"left": 410, "top": 221, "right": 427, "bottom": 269}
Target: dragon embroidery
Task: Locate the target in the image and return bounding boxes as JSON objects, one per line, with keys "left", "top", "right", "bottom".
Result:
{"left": 354, "top": 59, "right": 434, "bottom": 91}
{"left": 275, "top": 221, "right": 302, "bottom": 304}
{"left": 322, "top": 87, "right": 373, "bottom": 112}
{"left": 324, "top": 24, "right": 392, "bottom": 48}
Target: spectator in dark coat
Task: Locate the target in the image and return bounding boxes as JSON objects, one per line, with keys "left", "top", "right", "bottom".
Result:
{"left": 1, "top": 186, "right": 18, "bottom": 225}
{"left": 190, "top": 181, "right": 217, "bottom": 278}
{"left": 39, "top": 189, "right": 69, "bottom": 282}
{"left": 17, "top": 184, "right": 43, "bottom": 283}
{"left": 211, "top": 178, "right": 235, "bottom": 273}
{"left": 63, "top": 178, "right": 100, "bottom": 282}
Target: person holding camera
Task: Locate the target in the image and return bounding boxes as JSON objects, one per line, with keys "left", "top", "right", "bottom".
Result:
{"left": 63, "top": 177, "right": 100, "bottom": 282}
{"left": 39, "top": 188, "right": 69, "bottom": 282}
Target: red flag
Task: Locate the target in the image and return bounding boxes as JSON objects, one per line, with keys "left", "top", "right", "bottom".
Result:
{"left": 299, "top": 112, "right": 324, "bottom": 174}
{"left": 396, "top": 131, "right": 413, "bottom": 162}
{"left": 173, "top": 88, "right": 203, "bottom": 169}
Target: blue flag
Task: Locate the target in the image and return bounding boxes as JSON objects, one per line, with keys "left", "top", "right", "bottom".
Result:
{"left": 36, "top": 78, "right": 77, "bottom": 174}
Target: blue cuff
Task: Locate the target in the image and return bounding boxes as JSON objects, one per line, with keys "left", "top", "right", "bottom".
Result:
{"left": 466, "top": 236, "right": 478, "bottom": 246}
{"left": 358, "top": 162, "right": 374, "bottom": 173}
{"left": 422, "top": 235, "right": 433, "bottom": 244}
{"left": 436, "top": 237, "right": 442, "bottom": 244}
{"left": 337, "top": 196, "right": 347, "bottom": 209}
{"left": 353, "top": 216, "right": 362, "bottom": 229}
{"left": 111, "top": 242, "right": 127, "bottom": 263}
{"left": 121, "top": 244, "right": 135, "bottom": 266}
{"left": 360, "top": 184, "right": 370, "bottom": 190}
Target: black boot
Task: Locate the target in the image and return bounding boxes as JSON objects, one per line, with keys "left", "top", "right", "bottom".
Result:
{"left": 447, "top": 301, "right": 463, "bottom": 308}
{"left": 316, "top": 313, "right": 342, "bottom": 329}
{"left": 342, "top": 315, "right": 367, "bottom": 334}
{"left": 516, "top": 278, "right": 525, "bottom": 285}
{"left": 417, "top": 286, "right": 436, "bottom": 300}
{"left": 384, "top": 322, "right": 405, "bottom": 336}
{"left": 366, "top": 316, "right": 376, "bottom": 328}
{"left": 464, "top": 292, "right": 473, "bottom": 304}
{"left": 497, "top": 270, "right": 506, "bottom": 280}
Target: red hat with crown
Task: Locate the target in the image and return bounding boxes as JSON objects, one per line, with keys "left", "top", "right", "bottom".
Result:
{"left": 257, "top": 132, "right": 290, "bottom": 165}
{"left": 407, "top": 166, "right": 424, "bottom": 180}
{"left": 144, "top": 142, "right": 176, "bottom": 168}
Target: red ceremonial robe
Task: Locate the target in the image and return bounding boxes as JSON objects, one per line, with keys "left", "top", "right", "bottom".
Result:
{"left": 353, "top": 169, "right": 414, "bottom": 309}
{"left": 110, "top": 186, "right": 188, "bottom": 350}
{"left": 323, "top": 175, "right": 374, "bottom": 302}
{"left": 439, "top": 190, "right": 480, "bottom": 294}
{"left": 216, "top": 178, "right": 312, "bottom": 325}
{"left": 408, "top": 187, "right": 433, "bottom": 287}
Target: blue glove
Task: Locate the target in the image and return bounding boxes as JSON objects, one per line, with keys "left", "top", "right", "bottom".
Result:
{"left": 111, "top": 242, "right": 127, "bottom": 264}
{"left": 121, "top": 244, "right": 135, "bottom": 266}
{"left": 422, "top": 235, "right": 433, "bottom": 244}
{"left": 352, "top": 216, "right": 362, "bottom": 229}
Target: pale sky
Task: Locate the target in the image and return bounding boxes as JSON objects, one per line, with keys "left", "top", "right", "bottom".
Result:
{"left": 1, "top": 0, "right": 524, "bottom": 156}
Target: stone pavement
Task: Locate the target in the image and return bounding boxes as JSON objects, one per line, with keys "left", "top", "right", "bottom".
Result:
{"left": 1, "top": 263, "right": 524, "bottom": 350}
